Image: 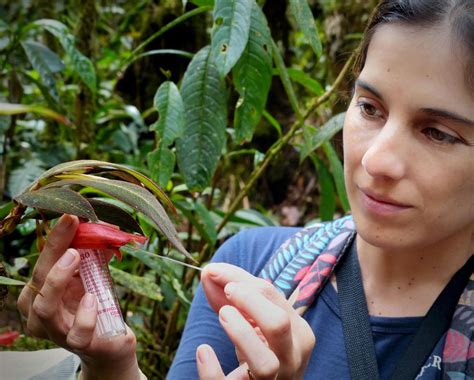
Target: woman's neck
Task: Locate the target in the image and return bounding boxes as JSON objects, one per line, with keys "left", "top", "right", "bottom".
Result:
{"left": 356, "top": 233, "right": 472, "bottom": 317}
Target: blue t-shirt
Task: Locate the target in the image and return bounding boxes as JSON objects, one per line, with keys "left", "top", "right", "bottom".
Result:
{"left": 167, "top": 227, "right": 444, "bottom": 379}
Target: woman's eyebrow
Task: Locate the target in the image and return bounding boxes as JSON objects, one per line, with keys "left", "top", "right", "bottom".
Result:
{"left": 420, "top": 108, "right": 474, "bottom": 127}
{"left": 355, "top": 79, "right": 384, "bottom": 101}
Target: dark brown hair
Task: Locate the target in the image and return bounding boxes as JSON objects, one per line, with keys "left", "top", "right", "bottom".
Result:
{"left": 353, "top": 0, "right": 474, "bottom": 90}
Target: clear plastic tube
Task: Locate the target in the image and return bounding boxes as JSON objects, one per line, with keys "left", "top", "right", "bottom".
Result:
{"left": 78, "top": 249, "right": 126, "bottom": 339}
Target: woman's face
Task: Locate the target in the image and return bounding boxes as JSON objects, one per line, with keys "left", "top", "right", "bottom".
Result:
{"left": 343, "top": 24, "right": 474, "bottom": 252}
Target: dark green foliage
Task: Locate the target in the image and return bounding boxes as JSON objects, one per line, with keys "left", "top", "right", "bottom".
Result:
{"left": 0, "top": 0, "right": 372, "bottom": 376}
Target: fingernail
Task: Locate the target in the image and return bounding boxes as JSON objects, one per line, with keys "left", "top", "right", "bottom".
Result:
{"left": 224, "top": 282, "right": 236, "bottom": 297}
{"left": 59, "top": 215, "right": 74, "bottom": 230}
{"left": 58, "top": 249, "right": 77, "bottom": 268}
{"left": 83, "top": 293, "right": 96, "bottom": 309}
{"left": 197, "top": 345, "right": 210, "bottom": 364}
{"left": 219, "top": 305, "right": 232, "bottom": 324}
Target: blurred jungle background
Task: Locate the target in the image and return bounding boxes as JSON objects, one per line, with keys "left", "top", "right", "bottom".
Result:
{"left": 0, "top": 0, "right": 376, "bottom": 377}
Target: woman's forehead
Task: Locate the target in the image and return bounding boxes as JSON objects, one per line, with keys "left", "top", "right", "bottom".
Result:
{"left": 360, "top": 24, "right": 473, "bottom": 119}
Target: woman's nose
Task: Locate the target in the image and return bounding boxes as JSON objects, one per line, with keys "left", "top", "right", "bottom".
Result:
{"left": 361, "top": 120, "right": 407, "bottom": 181}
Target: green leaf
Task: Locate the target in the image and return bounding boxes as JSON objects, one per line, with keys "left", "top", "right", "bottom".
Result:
{"left": 232, "top": 2, "right": 273, "bottom": 144}
{"left": 0, "top": 201, "right": 13, "bottom": 220}
{"left": 87, "top": 198, "right": 142, "bottom": 233}
{"left": 37, "top": 160, "right": 173, "bottom": 211}
{"left": 210, "top": 0, "right": 252, "bottom": 77}
{"left": 7, "top": 160, "right": 45, "bottom": 198}
{"left": 174, "top": 199, "right": 215, "bottom": 246}
{"left": 299, "top": 112, "right": 345, "bottom": 161}
{"left": 21, "top": 41, "right": 64, "bottom": 73}
{"left": 272, "top": 40, "right": 301, "bottom": 118}
{"left": 176, "top": 46, "right": 227, "bottom": 191}
{"left": 34, "top": 19, "right": 96, "bottom": 92}
{"left": 0, "top": 276, "right": 26, "bottom": 286}
{"left": 21, "top": 41, "right": 64, "bottom": 101}
{"left": 153, "top": 81, "right": 185, "bottom": 147}
{"left": 287, "top": 68, "right": 324, "bottom": 96}
{"left": 322, "top": 141, "right": 350, "bottom": 212}
{"left": 0, "top": 103, "right": 71, "bottom": 125}
{"left": 262, "top": 110, "right": 282, "bottom": 137}
{"left": 147, "top": 145, "right": 175, "bottom": 188}
{"left": 194, "top": 201, "right": 217, "bottom": 245}
{"left": 110, "top": 267, "right": 163, "bottom": 301}
{"left": 311, "top": 155, "right": 336, "bottom": 221}
{"left": 44, "top": 174, "right": 192, "bottom": 261}
{"left": 289, "top": 0, "right": 322, "bottom": 57}
{"left": 15, "top": 187, "right": 98, "bottom": 222}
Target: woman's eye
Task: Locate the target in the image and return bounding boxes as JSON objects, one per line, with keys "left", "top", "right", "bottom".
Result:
{"left": 422, "top": 127, "right": 461, "bottom": 145}
{"left": 356, "top": 101, "right": 383, "bottom": 119}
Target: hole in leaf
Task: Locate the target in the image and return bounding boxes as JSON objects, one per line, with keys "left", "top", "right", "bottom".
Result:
{"left": 263, "top": 44, "right": 269, "bottom": 52}
{"left": 220, "top": 44, "right": 228, "bottom": 53}
{"left": 215, "top": 17, "right": 223, "bottom": 26}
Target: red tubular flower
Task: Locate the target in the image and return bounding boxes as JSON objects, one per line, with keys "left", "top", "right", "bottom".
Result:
{"left": 70, "top": 222, "right": 147, "bottom": 261}
{"left": 0, "top": 330, "right": 20, "bottom": 346}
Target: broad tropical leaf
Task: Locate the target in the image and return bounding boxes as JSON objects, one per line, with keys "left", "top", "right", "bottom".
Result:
{"left": 36, "top": 160, "right": 173, "bottom": 211}
{"left": 299, "top": 112, "right": 345, "bottom": 161}
{"left": 34, "top": 19, "right": 96, "bottom": 92}
{"left": 15, "top": 188, "right": 98, "bottom": 222}
{"left": 7, "top": 160, "right": 45, "bottom": 198}
{"left": 176, "top": 46, "right": 227, "bottom": 191}
{"left": 152, "top": 81, "right": 185, "bottom": 147}
{"left": 322, "top": 142, "right": 350, "bottom": 212}
{"left": 88, "top": 198, "right": 142, "bottom": 233}
{"left": 210, "top": 0, "right": 252, "bottom": 77}
{"left": 43, "top": 174, "right": 192, "bottom": 260}
{"left": 289, "top": 0, "right": 322, "bottom": 57}
{"left": 21, "top": 41, "right": 64, "bottom": 101}
{"left": 147, "top": 145, "right": 175, "bottom": 188}
{"left": 110, "top": 267, "right": 163, "bottom": 301}
{"left": 233, "top": 2, "right": 273, "bottom": 143}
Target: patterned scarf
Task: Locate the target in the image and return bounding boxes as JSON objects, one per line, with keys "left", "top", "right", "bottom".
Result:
{"left": 259, "top": 216, "right": 474, "bottom": 378}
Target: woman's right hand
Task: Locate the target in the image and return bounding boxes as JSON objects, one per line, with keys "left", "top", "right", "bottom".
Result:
{"left": 17, "top": 214, "right": 141, "bottom": 380}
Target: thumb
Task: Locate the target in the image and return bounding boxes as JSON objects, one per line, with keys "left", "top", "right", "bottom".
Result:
{"left": 196, "top": 344, "right": 225, "bottom": 380}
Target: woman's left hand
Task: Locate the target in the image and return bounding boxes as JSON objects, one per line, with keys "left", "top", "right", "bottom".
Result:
{"left": 197, "top": 263, "right": 315, "bottom": 380}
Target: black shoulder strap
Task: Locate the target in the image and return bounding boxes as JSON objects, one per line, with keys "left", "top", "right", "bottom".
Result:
{"left": 390, "top": 255, "right": 473, "bottom": 380}
{"left": 337, "top": 234, "right": 379, "bottom": 380}
{"left": 337, "top": 237, "right": 473, "bottom": 380}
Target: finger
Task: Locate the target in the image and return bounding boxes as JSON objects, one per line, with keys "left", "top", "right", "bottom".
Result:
{"left": 32, "top": 249, "right": 80, "bottom": 335}
{"left": 66, "top": 293, "right": 97, "bottom": 350}
{"left": 219, "top": 305, "right": 279, "bottom": 379}
{"left": 203, "top": 263, "right": 295, "bottom": 315}
{"left": 224, "top": 282, "right": 295, "bottom": 371}
{"left": 31, "top": 214, "right": 79, "bottom": 288}
{"left": 196, "top": 344, "right": 225, "bottom": 380}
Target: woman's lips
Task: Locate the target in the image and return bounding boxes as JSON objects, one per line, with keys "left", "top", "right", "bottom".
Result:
{"left": 358, "top": 188, "right": 412, "bottom": 215}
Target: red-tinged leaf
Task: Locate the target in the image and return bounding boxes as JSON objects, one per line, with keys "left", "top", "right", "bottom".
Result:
{"left": 14, "top": 187, "right": 98, "bottom": 222}
{"left": 87, "top": 198, "right": 143, "bottom": 234}
{"left": 36, "top": 160, "right": 174, "bottom": 212}
{"left": 0, "top": 330, "right": 20, "bottom": 346}
{"left": 45, "top": 174, "right": 193, "bottom": 261}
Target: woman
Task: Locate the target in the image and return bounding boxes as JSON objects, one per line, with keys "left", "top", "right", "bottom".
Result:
{"left": 18, "top": 0, "right": 473, "bottom": 379}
